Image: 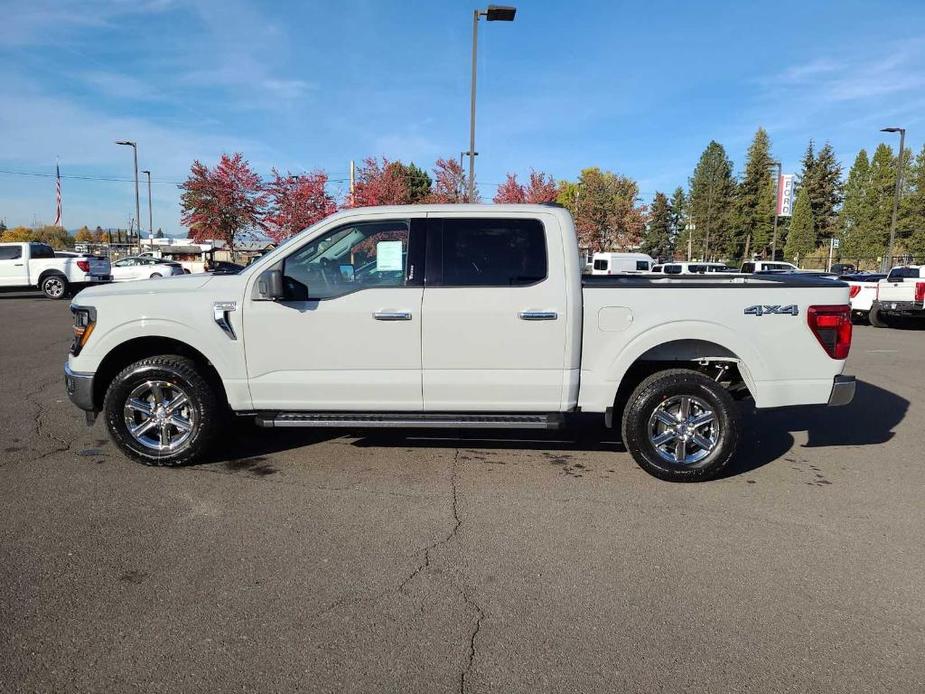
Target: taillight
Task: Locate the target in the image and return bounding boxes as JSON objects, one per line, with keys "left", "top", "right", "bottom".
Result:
{"left": 916, "top": 282, "right": 925, "bottom": 303}
{"left": 76, "top": 259, "right": 90, "bottom": 272}
{"left": 849, "top": 285, "right": 861, "bottom": 298}
{"left": 807, "top": 305, "right": 852, "bottom": 360}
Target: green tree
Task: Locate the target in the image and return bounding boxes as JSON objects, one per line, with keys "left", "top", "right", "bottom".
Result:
{"left": 689, "top": 141, "right": 736, "bottom": 260}
{"left": 33, "top": 225, "right": 74, "bottom": 248}
{"left": 840, "top": 150, "right": 874, "bottom": 258}
{"left": 866, "top": 143, "right": 898, "bottom": 259}
{"left": 784, "top": 187, "right": 815, "bottom": 263}
{"left": 155, "top": 227, "right": 165, "bottom": 238}
{"left": 0, "top": 220, "right": 6, "bottom": 234}
{"left": 400, "top": 162, "right": 432, "bottom": 203}
{"left": 900, "top": 145, "right": 925, "bottom": 257}
{"left": 810, "top": 142, "right": 843, "bottom": 240}
{"left": 642, "top": 192, "right": 672, "bottom": 258}
{"left": 734, "top": 128, "right": 775, "bottom": 257}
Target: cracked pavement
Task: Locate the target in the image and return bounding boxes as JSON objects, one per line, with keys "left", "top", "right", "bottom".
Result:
{"left": 2, "top": 293, "right": 925, "bottom": 692}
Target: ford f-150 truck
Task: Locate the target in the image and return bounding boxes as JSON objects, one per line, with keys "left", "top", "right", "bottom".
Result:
{"left": 869, "top": 266, "right": 925, "bottom": 327}
{"left": 0, "top": 242, "right": 111, "bottom": 298}
{"left": 64, "top": 205, "right": 855, "bottom": 482}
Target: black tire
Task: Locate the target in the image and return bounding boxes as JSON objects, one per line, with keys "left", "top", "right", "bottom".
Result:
{"left": 621, "top": 369, "right": 740, "bottom": 482}
{"left": 868, "top": 303, "right": 891, "bottom": 328}
{"left": 41, "top": 273, "right": 69, "bottom": 299}
{"left": 103, "top": 355, "right": 222, "bottom": 466}
{"left": 150, "top": 273, "right": 162, "bottom": 279}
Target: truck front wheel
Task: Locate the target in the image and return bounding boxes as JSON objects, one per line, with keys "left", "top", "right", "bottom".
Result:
{"left": 103, "top": 355, "right": 222, "bottom": 466}
{"left": 621, "top": 369, "right": 740, "bottom": 482}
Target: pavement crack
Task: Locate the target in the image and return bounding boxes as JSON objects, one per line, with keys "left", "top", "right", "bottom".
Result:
{"left": 459, "top": 587, "right": 484, "bottom": 694}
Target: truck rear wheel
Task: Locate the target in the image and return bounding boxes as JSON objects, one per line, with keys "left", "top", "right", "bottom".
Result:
{"left": 41, "top": 274, "right": 69, "bottom": 299}
{"left": 621, "top": 369, "right": 740, "bottom": 482}
{"left": 868, "top": 303, "right": 891, "bottom": 328}
{"left": 103, "top": 355, "right": 222, "bottom": 466}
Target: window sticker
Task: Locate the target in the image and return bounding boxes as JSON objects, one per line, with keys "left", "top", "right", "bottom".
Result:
{"left": 376, "top": 240, "right": 403, "bottom": 272}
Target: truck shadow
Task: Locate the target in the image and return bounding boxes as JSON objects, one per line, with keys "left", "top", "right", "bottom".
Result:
{"left": 723, "top": 379, "right": 908, "bottom": 477}
{"left": 208, "top": 379, "right": 907, "bottom": 480}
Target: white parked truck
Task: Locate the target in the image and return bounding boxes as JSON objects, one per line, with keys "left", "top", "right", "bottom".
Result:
{"left": 869, "top": 266, "right": 925, "bottom": 327}
{"left": 64, "top": 205, "right": 855, "bottom": 482}
{"left": 591, "top": 252, "right": 655, "bottom": 275}
{"left": 0, "top": 242, "right": 111, "bottom": 299}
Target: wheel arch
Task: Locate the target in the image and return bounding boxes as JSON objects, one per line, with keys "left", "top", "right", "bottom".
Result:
{"left": 92, "top": 336, "right": 229, "bottom": 411}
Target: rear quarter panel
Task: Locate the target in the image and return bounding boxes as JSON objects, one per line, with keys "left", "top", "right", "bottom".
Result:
{"left": 579, "top": 279, "right": 850, "bottom": 411}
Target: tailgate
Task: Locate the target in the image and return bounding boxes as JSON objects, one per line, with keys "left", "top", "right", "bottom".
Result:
{"left": 89, "top": 256, "right": 111, "bottom": 275}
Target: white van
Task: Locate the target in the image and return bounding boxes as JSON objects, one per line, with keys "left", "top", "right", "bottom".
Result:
{"left": 651, "top": 262, "right": 734, "bottom": 275}
{"left": 591, "top": 252, "right": 655, "bottom": 275}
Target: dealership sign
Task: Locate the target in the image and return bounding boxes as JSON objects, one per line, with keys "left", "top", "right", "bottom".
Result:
{"left": 777, "top": 174, "right": 795, "bottom": 217}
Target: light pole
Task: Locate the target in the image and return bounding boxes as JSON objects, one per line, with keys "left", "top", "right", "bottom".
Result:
{"left": 770, "top": 160, "right": 782, "bottom": 260}
{"left": 881, "top": 127, "right": 906, "bottom": 272}
{"left": 141, "top": 169, "right": 153, "bottom": 249}
{"left": 468, "top": 5, "right": 516, "bottom": 202}
{"left": 115, "top": 141, "right": 141, "bottom": 251}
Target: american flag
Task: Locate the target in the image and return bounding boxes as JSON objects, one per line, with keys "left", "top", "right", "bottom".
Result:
{"left": 53, "top": 161, "right": 62, "bottom": 226}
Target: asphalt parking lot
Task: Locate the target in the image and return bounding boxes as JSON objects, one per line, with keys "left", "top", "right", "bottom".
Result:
{"left": 1, "top": 292, "right": 923, "bottom": 693}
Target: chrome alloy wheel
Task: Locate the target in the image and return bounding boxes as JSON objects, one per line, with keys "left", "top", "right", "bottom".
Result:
{"left": 123, "top": 380, "right": 197, "bottom": 453}
{"left": 647, "top": 395, "right": 718, "bottom": 466}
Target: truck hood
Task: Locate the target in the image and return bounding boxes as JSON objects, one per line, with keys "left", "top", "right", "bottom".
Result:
{"left": 77, "top": 273, "right": 216, "bottom": 300}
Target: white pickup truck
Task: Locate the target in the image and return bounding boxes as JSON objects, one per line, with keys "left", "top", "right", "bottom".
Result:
{"left": 64, "top": 205, "right": 855, "bottom": 482}
{"left": 0, "top": 242, "right": 111, "bottom": 298}
{"left": 869, "top": 266, "right": 925, "bottom": 327}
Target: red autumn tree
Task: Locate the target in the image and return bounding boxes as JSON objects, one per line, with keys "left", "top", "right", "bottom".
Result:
{"left": 263, "top": 169, "right": 337, "bottom": 244}
{"left": 493, "top": 173, "right": 526, "bottom": 203}
{"left": 179, "top": 152, "right": 267, "bottom": 253}
{"left": 349, "top": 157, "right": 409, "bottom": 207}
{"left": 524, "top": 170, "right": 558, "bottom": 203}
{"left": 429, "top": 157, "right": 477, "bottom": 203}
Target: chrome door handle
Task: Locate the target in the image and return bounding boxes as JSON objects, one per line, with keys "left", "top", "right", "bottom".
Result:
{"left": 373, "top": 311, "right": 412, "bottom": 321}
{"left": 519, "top": 311, "right": 558, "bottom": 320}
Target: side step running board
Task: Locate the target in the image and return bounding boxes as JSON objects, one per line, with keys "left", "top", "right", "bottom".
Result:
{"left": 255, "top": 412, "right": 564, "bottom": 430}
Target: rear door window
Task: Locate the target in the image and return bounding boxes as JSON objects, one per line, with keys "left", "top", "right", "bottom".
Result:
{"left": 438, "top": 219, "right": 547, "bottom": 286}
{"left": 0, "top": 246, "right": 22, "bottom": 260}
{"left": 664, "top": 265, "right": 682, "bottom": 274}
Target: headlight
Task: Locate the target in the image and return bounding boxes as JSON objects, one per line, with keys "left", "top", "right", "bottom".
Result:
{"left": 70, "top": 305, "right": 96, "bottom": 356}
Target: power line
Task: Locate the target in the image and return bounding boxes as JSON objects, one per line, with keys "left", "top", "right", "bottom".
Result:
{"left": 0, "top": 168, "right": 352, "bottom": 186}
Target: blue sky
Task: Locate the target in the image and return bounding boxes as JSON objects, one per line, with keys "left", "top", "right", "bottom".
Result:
{"left": 1, "top": 0, "right": 924, "bottom": 235}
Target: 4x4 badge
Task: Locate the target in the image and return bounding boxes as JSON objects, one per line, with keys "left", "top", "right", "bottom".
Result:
{"left": 744, "top": 304, "right": 799, "bottom": 316}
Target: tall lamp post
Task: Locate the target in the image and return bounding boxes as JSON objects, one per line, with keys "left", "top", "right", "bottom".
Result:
{"left": 467, "top": 5, "right": 516, "bottom": 202}
{"left": 880, "top": 127, "right": 906, "bottom": 272}
{"left": 115, "top": 140, "right": 141, "bottom": 251}
{"left": 769, "top": 160, "right": 782, "bottom": 261}
{"left": 141, "top": 169, "right": 153, "bottom": 250}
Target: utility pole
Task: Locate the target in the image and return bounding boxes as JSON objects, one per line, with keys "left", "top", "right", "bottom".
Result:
{"left": 115, "top": 140, "right": 141, "bottom": 252}
{"left": 141, "top": 169, "right": 153, "bottom": 251}
{"left": 349, "top": 160, "right": 356, "bottom": 206}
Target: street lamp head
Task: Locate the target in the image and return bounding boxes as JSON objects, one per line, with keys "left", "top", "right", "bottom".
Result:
{"left": 880, "top": 127, "right": 903, "bottom": 133}
{"left": 484, "top": 5, "right": 516, "bottom": 21}
{"left": 141, "top": 170, "right": 151, "bottom": 175}
{"left": 115, "top": 140, "right": 135, "bottom": 146}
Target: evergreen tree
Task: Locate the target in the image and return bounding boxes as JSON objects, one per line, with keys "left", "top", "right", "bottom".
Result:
{"left": 155, "top": 227, "right": 165, "bottom": 238}
{"left": 785, "top": 187, "right": 815, "bottom": 263}
{"left": 688, "top": 141, "right": 735, "bottom": 260}
{"left": 900, "top": 145, "right": 925, "bottom": 257}
{"left": 0, "top": 220, "right": 6, "bottom": 234}
{"left": 840, "top": 150, "right": 875, "bottom": 259}
{"left": 402, "top": 162, "right": 433, "bottom": 203}
{"left": 668, "top": 186, "right": 687, "bottom": 257}
{"left": 866, "top": 143, "right": 898, "bottom": 259}
{"left": 642, "top": 192, "right": 672, "bottom": 258}
{"left": 734, "top": 128, "right": 775, "bottom": 257}
{"left": 811, "top": 143, "right": 843, "bottom": 240}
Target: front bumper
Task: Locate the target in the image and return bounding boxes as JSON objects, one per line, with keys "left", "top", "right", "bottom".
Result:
{"left": 828, "top": 374, "right": 855, "bottom": 407}
{"left": 64, "top": 362, "right": 95, "bottom": 412}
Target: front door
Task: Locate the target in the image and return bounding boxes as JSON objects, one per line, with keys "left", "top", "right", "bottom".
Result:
{"left": 421, "top": 216, "right": 570, "bottom": 411}
{"left": 244, "top": 217, "right": 425, "bottom": 411}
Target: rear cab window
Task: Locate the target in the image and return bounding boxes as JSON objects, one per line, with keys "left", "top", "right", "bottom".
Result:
{"left": 887, "top": 267, "right": 922, "bottom": 281}
{"left": 434, "top": 218, "right": 547, "bottom": 287}
{"left": 29, "top": 243, "right": 55, "bottom": 259}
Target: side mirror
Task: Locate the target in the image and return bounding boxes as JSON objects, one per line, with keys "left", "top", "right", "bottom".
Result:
{"left": 254, "top": 264, "right": 285, "bottom": 300}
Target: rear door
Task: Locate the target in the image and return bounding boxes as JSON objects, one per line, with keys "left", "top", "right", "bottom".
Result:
{"left": 0, "top": 245, "right": 29, "bottom": 287}
{"left": 421, "top": 215, "right": 569, "bottom": 411}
